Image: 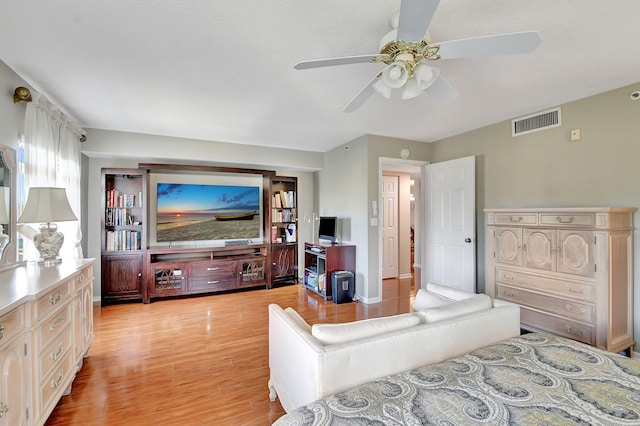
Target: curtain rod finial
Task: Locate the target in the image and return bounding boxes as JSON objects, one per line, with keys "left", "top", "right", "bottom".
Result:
{"left": 14, "top": 87, "right": 32, "bottom": 103}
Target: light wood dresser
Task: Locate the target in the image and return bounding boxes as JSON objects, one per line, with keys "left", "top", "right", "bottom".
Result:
{"left": 485, "top": 208, "right": 635, "bottom": 354}
{"left": 0, "top": 259, "right": 95, "bottom": 426}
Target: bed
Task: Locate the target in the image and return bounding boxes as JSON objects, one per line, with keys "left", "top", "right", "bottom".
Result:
{"left": 273, "top": 333, "right": 640, "bottom": 425}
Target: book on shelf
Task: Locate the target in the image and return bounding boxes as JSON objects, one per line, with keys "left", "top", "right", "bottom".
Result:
{"left": 106, "top": 230, "right": 142, "bottom": 251}
{"left": 106, "top": 190, "right": 138, "bottom": 208}
{"left": 272, "top": 190, "right": 296, "bottom": 209}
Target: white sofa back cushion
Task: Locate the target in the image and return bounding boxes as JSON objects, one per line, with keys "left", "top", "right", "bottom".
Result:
{"left": 417, "top": 294, "right": 492, "bottom": 323}
{"left": 413, "top": 290, "right": 454, "bottom": 310}
{"left": 311, "top": 313, "right": 421, "bottom": 345}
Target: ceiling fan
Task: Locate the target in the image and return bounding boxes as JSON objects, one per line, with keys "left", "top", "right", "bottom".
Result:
{"left": 294, "top": 0, "right": 541, "bottom": 112}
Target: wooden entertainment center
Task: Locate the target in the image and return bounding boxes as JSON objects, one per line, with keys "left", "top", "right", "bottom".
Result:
{"left": 101, "top": 163, "right": 298, "bottom": 304}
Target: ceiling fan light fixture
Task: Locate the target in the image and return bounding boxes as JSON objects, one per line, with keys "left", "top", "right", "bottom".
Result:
{"left": 400, "top": 78, "right": 422, "bottom": 100}
{"left": 381, "top": 61, "right": 408, "bottom": 88}
{"left": 414, "top": 63, "right": 440, "bottom": 90}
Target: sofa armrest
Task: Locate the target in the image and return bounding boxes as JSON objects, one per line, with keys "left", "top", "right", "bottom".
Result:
{"left": 268, "top": 304, "right": 326, "bottom": 413}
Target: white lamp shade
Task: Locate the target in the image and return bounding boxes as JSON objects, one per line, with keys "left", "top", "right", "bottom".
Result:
{"left": 414, "top": 63, "right": 440, "bottom": 90}
{"left": 381, "top": 61, "right": 408, "bottom": 89}
{"left": 18, "top": 187, "right": 77, "bottom": 224}
{"left": 0, "top": 187, "right": 9, "bottom": 224}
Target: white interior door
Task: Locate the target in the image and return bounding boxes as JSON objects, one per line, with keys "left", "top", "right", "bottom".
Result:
{"left": 423, "top": 156, "right": 476, "bottom": 292}
{"left": 381, "top": 175, "right": 399, "bottom": 279}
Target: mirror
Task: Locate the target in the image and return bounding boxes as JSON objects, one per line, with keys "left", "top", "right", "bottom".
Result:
{"left": 0, "top": 144, "right": 17, "bottom": 271}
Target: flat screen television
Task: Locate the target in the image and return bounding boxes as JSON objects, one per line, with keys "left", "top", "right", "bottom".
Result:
{"left": 155, "top": 182, "right": 261, "bottom": 243}
{"left": 318, "top": 216, "right": 337, "bottom": 243}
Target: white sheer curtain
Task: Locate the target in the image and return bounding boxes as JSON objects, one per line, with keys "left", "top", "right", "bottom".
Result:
{"left": 22, "top": 92, "right": 84, "bottom": 261}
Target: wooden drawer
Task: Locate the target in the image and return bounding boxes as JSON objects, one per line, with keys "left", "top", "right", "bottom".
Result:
{"left": 39, "top": 326, "right": 72, "bottom": 379}
{"left": 0, "top": 304, "right": 25, "bottom": 347}
{"left": 37, "top": 303, "right": 72, "bottom": 350}
{"left": 74, "top": 265, "right": 93, "bottom": 289}
{"left": 539, "top": 213, "right": 594, "bottom": 227}
{"left": 189, "top": 275, "right": 237, "bottom": 292}
{"left": 521, "top": 307, "right": 594, "bottom": 345}
{"left": 496, "top": 284, "right": 595, "bottom": 323}
{"left": 39, "top": 351, "right": 74, "bottom": 413}
{"left": 494, "top": 213, "right": 538, "bottom": 225}
{"left": 495, "top": 268, "right": 594, "bottom": 301}
{"left": 37, "top": 280, "right": 72, "bottom": 321}
{"left": 190, "top": 260, "right": 236, "bottom": 277}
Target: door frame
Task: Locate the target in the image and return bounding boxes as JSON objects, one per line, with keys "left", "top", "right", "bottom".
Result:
{"left": 378, "top": 157, "right": 428, "bottom": 299}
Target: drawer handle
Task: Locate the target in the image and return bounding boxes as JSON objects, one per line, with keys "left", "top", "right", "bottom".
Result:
{"left": 49, "top": 290, "right": 63, "bottom": 305}
{"left": 567, "top": 287, "right": 584, "bottom": 295}
{"left": 207, "top": 280, "right": 219, "bottom": 284}
{"left": 510, "top": 216, "right": 523, "bottom": 223}
{"left": 502, "top": 274, "right": 515, "bottom": 281}
{"left": 0, "top": 402, "right": 8, "bottom": 418}
{"left": 565, "top": 304, "right": 586, "bottom": 315}
{"left": 206, "top": 267, "right": 219, "bottom": 271}
{"left": 50, "top": 343, "right": 64, "bottom": 361}
{"left": 0, "top": 324, "right": 4, "bottom": 341}
{"left": 49, "top": 315, "right": 68, "bottom": 331}
{"left": 51, "top": 369, "right": 65, "bottom": 389}
{"left": 502, "top": 290, "right": 516, "bottom": 298}
{"left": 564, "top": 325, "right": 585, "bottom": 336}
{"left": 556, "top": 216, "right": 575, "bottom": 224}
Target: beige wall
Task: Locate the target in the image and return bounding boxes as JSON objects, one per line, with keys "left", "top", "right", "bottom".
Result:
{"left": 0, "top": 61, "right": 29, "bottom": 151}
{"left": 428, "top": 82, "right": 640, "bottom": 347}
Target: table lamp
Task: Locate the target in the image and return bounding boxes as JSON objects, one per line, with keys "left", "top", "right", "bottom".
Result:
{"left": 0, "top": 187, "right": 9, "bottom": 255}
{"left": 18, "top": 187, "right": 77, "bottom": 265}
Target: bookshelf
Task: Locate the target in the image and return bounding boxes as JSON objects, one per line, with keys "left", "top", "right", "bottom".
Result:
{"left": 270, "top": 176, "right": 298, "bottom": 285}
{"left": 101, "top": 168, "right": 146, "bottom": 304}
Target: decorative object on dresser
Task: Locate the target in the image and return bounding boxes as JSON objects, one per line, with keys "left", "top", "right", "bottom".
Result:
{"left": 0, "top": 259, "right": 95, "bottom": 426}
{"left": 270, "top": 176, "right": 298, "bottom": 285}
{"left": 304, "top": 242, "right": 355, "bottom": 300}
{"left": 17, "top": 187, "right": 78, "bottom": 265}
{"left": 485, "top": 207, "right": 636, "bottom": 354}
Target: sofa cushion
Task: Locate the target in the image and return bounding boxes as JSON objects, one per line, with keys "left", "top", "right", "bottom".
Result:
{"left": 417, "top": 294, "right": 492, "bottom": 323}
{"left": 413, "top": 289, "right": 454, "bottom": 310}
{"left": 311, "top": 313, "right": 421, "bottom": 346}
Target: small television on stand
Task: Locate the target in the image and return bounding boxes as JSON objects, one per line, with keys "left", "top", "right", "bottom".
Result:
{"left": 318, "top": 216, "right": 337, "bottom": 244}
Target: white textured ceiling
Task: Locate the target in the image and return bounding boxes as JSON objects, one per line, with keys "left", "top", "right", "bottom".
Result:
{"left": 1, "top": 1, "right": 640, "bottom": 152}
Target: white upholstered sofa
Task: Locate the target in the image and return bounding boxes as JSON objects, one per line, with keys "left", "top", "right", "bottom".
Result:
{"left": 268, "top": 283, "right": 520, "bottom": 412}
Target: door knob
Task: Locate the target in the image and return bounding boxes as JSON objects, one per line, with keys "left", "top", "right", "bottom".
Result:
{"left": 465, "top": 238, "right": 472, "bottom": 243}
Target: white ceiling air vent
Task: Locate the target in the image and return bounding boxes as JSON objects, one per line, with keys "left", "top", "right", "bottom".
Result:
{"left": 512, "top": 107, "right": 561, "bottom": 137}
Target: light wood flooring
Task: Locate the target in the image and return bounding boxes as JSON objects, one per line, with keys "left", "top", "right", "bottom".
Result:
{"left": 45, "top": 277, "right": 418, "bottom": 426}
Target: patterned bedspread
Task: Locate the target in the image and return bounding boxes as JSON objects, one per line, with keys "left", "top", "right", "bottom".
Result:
{"left": 273, "top": 333, "right": 640, "bottom": 425}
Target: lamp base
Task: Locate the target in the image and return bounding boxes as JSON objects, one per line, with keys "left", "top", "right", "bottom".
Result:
{"left": 33, "top": 223, "right": 64, "bottom": 266}
{"left": 0, "top": 232, "right": 8, "bottom": 256}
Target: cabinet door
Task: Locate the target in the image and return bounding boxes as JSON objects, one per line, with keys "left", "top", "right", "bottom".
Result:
{"left": 239, "top": 258, "right": 266, "bottom": 287}
{"left": 557, "top": 230, "right": 595, "bottom": 277}
{"left": 523, "top": 228, "right": 555, "bottom": 271}
{"left": 102, "top": 254, "right": 144, "bottom": 300}
{"left": 149, "top": 263, "right": 187, "bottom": 296}
{"left": 271, "top": 245, "right": 297, "bottom": 282}
{"left": 0, "top": 335, "right": 28, "bottom": 426}
{"left": 494, "top": 227, "right": 523, "bottom": 266}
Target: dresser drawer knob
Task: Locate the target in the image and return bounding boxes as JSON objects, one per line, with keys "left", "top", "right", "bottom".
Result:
{"left": 49, "top": 290, "right": 63, "bottom": 305}
{"left": 0, "top": 325, "right": 4, "bottom": 341}
{"left": 556, "top": 216, "right": 575, "bottom": 224}
{"left": 50, "top": 343, "right": 64, "bottom": 361}
{"left": 0, "top": 402, "right": 8, "bottom": 418}
{"left": 567, "top": 287, "right": 584, "bottom": 295}
{"left": 207, "top": 280, "right": 219, "bottom": 285}
{"left": 564, "top": 325, "right": 585, "bottom": 336}
{"left": 206, "top": 267, "right": 219, "bottom": 271}
{"left": 510, "top": 216, "right": 523, "bottom": 223}
{"left": 49, "top": 315, "right": 68, "bottom": 331}
{"left": 51, "top": 369, "right": 65, "bottom": 389}
{"left": 565, "top": 304, "right": 586, "bottom": 315}
{"left": 502, "top": 290, "right": 516, "bottom": 298}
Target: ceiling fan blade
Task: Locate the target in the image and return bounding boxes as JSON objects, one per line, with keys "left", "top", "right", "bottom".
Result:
{"left": 397, "top": 0, "right": 440, "bottom": 42}
{"left": 437, "top": 31, "right": 541, "bottom": 59}
{"left": 426, "top": 76, "right": 457, "bottom": 103}
{"left": 342, "top": 72, "right": 382, "bottom": 113}
{"left": 294, "top": 54, "right": 379, "bottom": 70}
